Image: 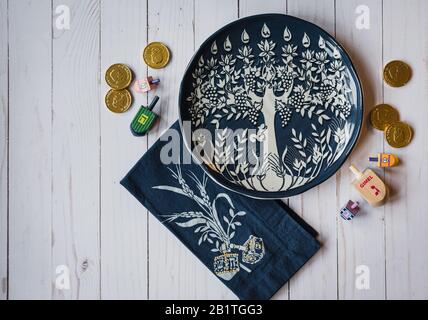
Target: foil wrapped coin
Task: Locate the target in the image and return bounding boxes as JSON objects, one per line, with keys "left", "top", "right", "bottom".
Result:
{"left": 370, "top": 104, "right": 400, "bottom": 131}
{"left": 105, "top": 64, "right": 133, "bottom": 90}
{"left": 105, "top": 89, "right": 133, "bottom": 113}
{"left": 385, "top": 121, "right": 413, "bottom": 148}
{"left": 143, "top": 42, "right": 171, "bottom": 69}
{"left": 383, "top": 60, "right": 411, "bottom": 87}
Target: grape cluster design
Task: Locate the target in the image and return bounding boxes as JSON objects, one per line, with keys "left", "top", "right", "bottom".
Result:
{"left": 275, "top": 102, "right": 292, "bottom": 127}
{"left": 320, "top": 83, "right": 334, "bottom": 100}
{"left": 205, "top": 87, "right": 218, "bottom": 105}
{"left": 281, "top": 73, "right": 293, "bottom": 92}
{"left": 248, "top": 104, "right": 261, "bottom": 125}
{"left": 235, "top": 93, "right": 248, "bottom": 111}
{"left": 288, "top": 92, "right": 305, "bottom": 109}
{"left": 244, "top": 72, "right": 257, "bottom": 92}
{"left": 337, "top": 102, "right": 351, "bottom": 118}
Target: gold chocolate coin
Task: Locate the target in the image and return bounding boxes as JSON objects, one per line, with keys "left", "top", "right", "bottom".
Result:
{"left": 105, "top": 64, "right": 133, "bottom": 90}
{"left": 383, "top": 60, "right": 412, "bottom": 87}
{"left": 370, "top": 104, "right": 400, "bottom": 131}
{"left": 105, "top": 89, "right": 132, "bottom": 113}
{"left": 143, "top": 42, "right": 171, "bottom": 69}
{"left": 385, "top": 121, "right": 413, "bottom": 148}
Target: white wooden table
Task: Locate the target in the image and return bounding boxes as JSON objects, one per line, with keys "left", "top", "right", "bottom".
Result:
{"left": 1, "top": 0, "right": 427, "bottom": 300}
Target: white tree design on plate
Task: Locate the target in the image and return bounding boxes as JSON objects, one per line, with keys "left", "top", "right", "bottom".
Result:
{"left": 187, "top": 23, "right": 355, "bottom": 192}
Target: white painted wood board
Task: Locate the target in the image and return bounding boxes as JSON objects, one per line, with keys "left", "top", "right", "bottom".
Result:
{"left": 2, "top": 0, "right": 428, "bottom": 300}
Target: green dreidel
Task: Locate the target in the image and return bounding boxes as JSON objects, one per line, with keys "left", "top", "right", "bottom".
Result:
{"left": 130, "top": 96, "right": 160, "bottom": 136}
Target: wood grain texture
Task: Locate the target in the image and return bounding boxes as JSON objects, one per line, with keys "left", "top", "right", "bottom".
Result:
{"left": 147, "top": 0, "right": 198, "bottom": 299}
{"left": 239, "top": 0, "right": 286, "bottom": 17}
{"left": 3, "top": 0, "right": 428, "bottom": 300}
{"left": 100, "top": 0, "right": 148, "bottom": 300}
{"left": 383, "top": 0, "right": 428, "bottom": 299}
{"left": 335, "top": 0, "right": 386, "bottom": 299}
{"left": 8, "top": 0, "right": 52, "bottom": 299}
{"left": 287, "top": 0, "right": 338, "bottom": 300}
{"left": 52, "top": 0, "right": 100, "bottom": 299}
{"left": 195, "top": 0, "right": 238, "bottom": 47}
{"left": 0, "top": 0, "right": 8, "bottom": 301}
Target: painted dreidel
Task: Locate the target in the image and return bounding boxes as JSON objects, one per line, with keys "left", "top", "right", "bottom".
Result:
{"left": 213, "top": 253, "right": 241, "bottom": 281}
{"left": 340, "top": 200, "right": 360, "bottom": 221}
{"left": 130, "top": 96, "right": 160, "bottom": 136}
{"left": 230, "top": 235, "right": 265, "bottom": 264}
{"left": 349, "top": 165, "right": 387, "bottom": 206}
{"left": 214, "top": 236, "right": 265, "bottom": 281}
{"left": 369, "top": 153, "right": 399, "bottom": 168}
{"left": 133, "top": 76, "right": 160, "bottom": 93}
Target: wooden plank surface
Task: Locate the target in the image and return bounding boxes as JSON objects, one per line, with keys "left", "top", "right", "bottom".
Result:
{"left": 2, "top": 0, "right": 428, "bottom": 300}
{"left": 100, "top": 0, "right": 148, "bottom": 300}
{"left": 287, "top": 0, "right": 338, "bottom": 300}
{"left": 239, "top": 0, "right": 286, "bottom": 17}
{"left": 0, "top": 0, "right": 8, "bottom": 301}
{"left": 51, "top": 0, "right": 101, "bottom": 299}
{"left": 383, "top": 0, "right": 428, "bottom": 299}
{"left": 335, "top": 0, "right": 386, "bottom": 299}
{"left": 8, "top": 0, "right": 52, "bottom": 299}
{"left": 147, "top": 0, "right": 197, "bottom": 299}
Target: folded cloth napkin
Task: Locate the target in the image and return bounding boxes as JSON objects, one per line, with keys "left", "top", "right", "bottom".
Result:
{"left": 121, "top": 121, "right": 320, "bottom": 300}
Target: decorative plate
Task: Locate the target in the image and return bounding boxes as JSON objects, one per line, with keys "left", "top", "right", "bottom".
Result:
{"left": 179, "top": 14, "right": 363, "bottom": 199}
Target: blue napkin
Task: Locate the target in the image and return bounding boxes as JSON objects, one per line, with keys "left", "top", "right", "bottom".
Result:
{"left": 121, "top": 121, "right": 320, "bottom": 300}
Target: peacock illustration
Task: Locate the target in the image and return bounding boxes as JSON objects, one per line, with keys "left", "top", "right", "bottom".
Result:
{"left": 186, "top": 23, "right": 355, "bottom": 193}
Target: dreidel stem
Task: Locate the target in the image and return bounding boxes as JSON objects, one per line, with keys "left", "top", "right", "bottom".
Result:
{"left": 349, "top": 165, "right": 363, "bottom": 179}
{"left": 148, "top": 96, "right": 160, "bottom": 111}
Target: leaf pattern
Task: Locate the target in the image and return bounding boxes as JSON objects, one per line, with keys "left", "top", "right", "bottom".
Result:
{"left": 154, "top": 166, "right": 265, "bottom": 281}
{"left": 186, "top": 23, "right": 357, "bottom": 194}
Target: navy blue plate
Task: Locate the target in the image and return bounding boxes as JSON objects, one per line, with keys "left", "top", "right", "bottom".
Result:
{"left": 179, "top": 14, "right": 363, "bottom": 199}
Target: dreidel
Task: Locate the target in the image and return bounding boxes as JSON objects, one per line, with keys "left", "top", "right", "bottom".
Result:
{"left": 130, "top": 96, "right": 160, "bottom": 136}
{"left": 133, "top": 77, "right": 160, "bottom": 93}
{"left": 349, "top": 164, "right": 387, "bottom": 206}
{"left": 340, "top": 200, "right": 360, "bottom": 221}
{"left": 369, "top": 153, "right": 399, "bottom": 168}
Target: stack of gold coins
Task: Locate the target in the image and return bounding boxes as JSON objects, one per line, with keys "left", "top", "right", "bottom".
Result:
{"left": 370, "top": 104, "right": 413, "bottom": 148}
{"left": 370, "top": 104, "right": 399, "bottom": 131}
{"left": 105, "top": 63, "right": 134, "bottom": 113}
{"left": 369, "top": 60, "right": 414, "bottom": 148}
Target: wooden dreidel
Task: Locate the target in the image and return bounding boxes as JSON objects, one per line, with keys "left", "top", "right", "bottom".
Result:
{"left": 130, "top": 96, "right": 160, "bottom": 137}
{"left": 349, "top": 164, "right": 387, "bottom": 207}
{"left": 133, "top": 77, "right": 160, "bottom": 93}
{"left": 369, "top": 153, "right": 399, "bottom": 168}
